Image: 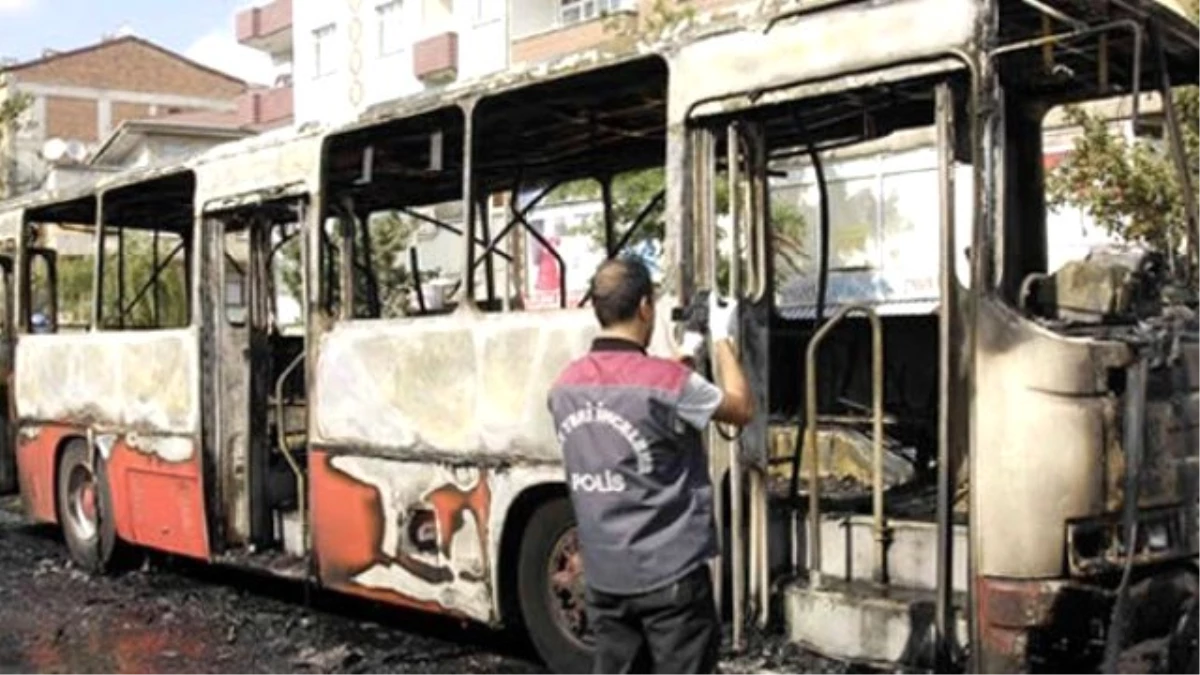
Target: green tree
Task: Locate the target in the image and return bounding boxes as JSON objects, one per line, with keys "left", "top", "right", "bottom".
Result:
{"left": 358, "top": 211, "right": 421, "bottom": 318}
{"left": 558, "top": 167, "right": 810, "bottom": 287}
{"left": 279, "top": 210, "right": 420, "bottom": 319}
{"left": 32, "top": 229, "right": 189, "bottom": 330}
{"left": 99, "top": 231, "right": 190, "bottom": 329}
{"left": 0, "top": 92, "right": 33, "bottom": 197}
{"left": 1045, "top": 92, "right": 1198, "bottom": 256}
{"left": 55, "top": 255, "right": 95, "bottom": 328}
{"left": 603, "top": 0, "right": 697, "bottom": 41}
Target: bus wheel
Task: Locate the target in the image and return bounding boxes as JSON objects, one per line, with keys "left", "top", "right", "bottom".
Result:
{"left": 56, "top": 440, "right": 116, "bottom": 573}
{"left": 517, "top": 497, "right": 592, "bottom": 674}
{"left": 1168, "top": 594, "right": 1198, "bottom": 674}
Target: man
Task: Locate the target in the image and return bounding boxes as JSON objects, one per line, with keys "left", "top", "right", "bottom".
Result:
{"left": 548, "top": 257, "right": 754, "bottom": 674}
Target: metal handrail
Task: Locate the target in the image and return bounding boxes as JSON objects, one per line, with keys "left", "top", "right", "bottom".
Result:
{"left": 804, "top": 304, "right": 888, "bottom": 587}
{"left": 274, "top": 350, "right": 307, "bottom": 550}
{"left": 746, "top": 128, "right": 768, "bottom": 303}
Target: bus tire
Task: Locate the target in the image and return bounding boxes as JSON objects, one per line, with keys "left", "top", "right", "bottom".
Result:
{"left": 55, "top": 439, "right": 117, "bottom": 573}
{"left": 517, "top": 496, "right": 592, "bottom": 674}
{"left": 1168, "top": 594, "right": 1198, "bottom": 675}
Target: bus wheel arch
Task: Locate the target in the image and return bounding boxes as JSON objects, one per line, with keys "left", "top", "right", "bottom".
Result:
{"left": 496, "top": 483, "right": 592, "bottom": 673}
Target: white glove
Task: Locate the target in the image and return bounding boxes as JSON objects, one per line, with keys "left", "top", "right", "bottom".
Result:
{"left": 708, "top": 294, "right": 737, "bottom": 343}
{"left": 678, "top": 330, "right": 705, "bottom": 361}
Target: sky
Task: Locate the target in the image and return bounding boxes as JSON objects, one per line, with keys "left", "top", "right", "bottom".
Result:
{"left": 0, "top": 0, "right": 275, "bottom": 84}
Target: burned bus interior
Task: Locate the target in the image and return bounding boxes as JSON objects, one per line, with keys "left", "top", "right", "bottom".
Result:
{"left": 18, "top": 171, "right": 196, "bottom": 335}
{"left": 320, "top": 56, "right": 669, "bottom": 318}
{"left": 321, "top": 105, "right": 469, "bottom": 319}
{"left": 684, "top": 71, "right": 975, "bottom": 524}
{"left": 96, "top": 172, "right": 195, "bottom": 331}
{"left": 469, "top": 55, "right": 668, "bottom": 310}
{"left": 993, "top": 0, "right": 1199, "bottom": 311}
{"left": 21, "top": 195, "right": 93, "bottom": 333}
{"left": 206, "top": 193, "right": 310, "bottom": 555}
{"left": 716, "top": 0, "right": 1199, "bottom": 531}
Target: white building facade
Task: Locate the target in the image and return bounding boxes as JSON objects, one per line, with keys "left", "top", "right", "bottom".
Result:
{"left": 292, "top": 0, "right": 509, "bottom": 125}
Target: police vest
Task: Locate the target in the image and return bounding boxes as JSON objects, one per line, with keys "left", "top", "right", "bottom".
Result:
{"left": 548, "top": 339, "right": 716, "bottom": 595}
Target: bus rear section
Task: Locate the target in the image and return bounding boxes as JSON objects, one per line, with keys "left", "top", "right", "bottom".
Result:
{"left": 10, "top": 169, "right": 212, "bottom": 568}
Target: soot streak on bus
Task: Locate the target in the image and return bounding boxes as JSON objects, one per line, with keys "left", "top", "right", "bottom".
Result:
{"left": 311, "top": 450, "right": 564, "bottom": 623}
{"left": 305, "top": 298, "right": 688, "bottom": 620}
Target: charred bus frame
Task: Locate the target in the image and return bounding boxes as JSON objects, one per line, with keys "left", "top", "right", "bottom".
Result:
{"left": 0, "top": 1, "right": 1195, "bottom": 673}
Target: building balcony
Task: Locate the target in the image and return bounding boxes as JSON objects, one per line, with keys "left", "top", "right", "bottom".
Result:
{"left": 510, "top": 0, "right": 753, "bottom": 66}
{"left": 510, "top": 0, "right": 639, "bottom": 66}
{"left": 237, "top": 85, "right": 294, "bottom": 130}
{"left": 236, "top": 0, "right": 294, "bottom": 60}
{"left": 414, "top": 32, "right": 459, "bottom": 85}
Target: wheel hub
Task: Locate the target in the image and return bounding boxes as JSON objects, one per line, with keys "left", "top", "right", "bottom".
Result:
{"left": 547, "top": 527, "right": 592, "bottom": 647}
{"left": 67, "top": 464, "right": 98, "bottom": 541}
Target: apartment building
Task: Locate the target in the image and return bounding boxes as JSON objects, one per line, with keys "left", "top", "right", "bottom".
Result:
{"left": 236, "top": 0, "right": 297, "bottom": 130}
{"left": 287, "top": 0, "right": 508, "bottom": 125}
{"left": 0, "top": 36, "right": 248, "bottom": 198}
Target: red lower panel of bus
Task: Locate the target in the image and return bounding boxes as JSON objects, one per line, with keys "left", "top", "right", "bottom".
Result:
{"left": 106, "top": 438, "right": 209, "bottom": 560}
{"left": 309, "top": 449, "right": 459, "bottom": 617}
{"left": 16, "top": 424, "right": 208, "bottom": 560}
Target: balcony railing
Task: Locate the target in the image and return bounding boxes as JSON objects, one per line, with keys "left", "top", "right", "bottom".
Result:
{"left": 237, "top": 85, "right": 294, "bottom": 130}
{"left": 414, "top": 32, "right": 459, "bottom": 85}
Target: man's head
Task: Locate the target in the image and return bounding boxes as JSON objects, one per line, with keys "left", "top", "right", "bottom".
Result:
{"left": 590, "top": 257, "right": 655, "bottom": 346}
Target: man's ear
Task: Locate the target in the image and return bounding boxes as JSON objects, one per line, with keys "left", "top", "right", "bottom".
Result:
{"left": 639, "top": 296, "right": 654, "bottom": 319}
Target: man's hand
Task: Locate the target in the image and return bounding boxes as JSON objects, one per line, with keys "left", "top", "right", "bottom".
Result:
{"left": 708, "top": 294, "right": 737, "bottom": 343}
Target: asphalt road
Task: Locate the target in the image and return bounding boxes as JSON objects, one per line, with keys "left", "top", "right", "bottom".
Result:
{"left": 0, "top": 501, "right": 844, "bottom": 674}
{"left": 0, "top": 505, "right": 543, "bottom": 674}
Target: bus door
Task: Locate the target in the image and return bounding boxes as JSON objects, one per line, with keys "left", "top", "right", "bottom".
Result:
{"left": 214, "top": 199, "right": 308, "bottom": 553}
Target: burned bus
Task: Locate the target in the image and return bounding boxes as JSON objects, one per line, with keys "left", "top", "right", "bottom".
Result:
{"left": 0, "top": 0, "right": 1196, "bottom": 672}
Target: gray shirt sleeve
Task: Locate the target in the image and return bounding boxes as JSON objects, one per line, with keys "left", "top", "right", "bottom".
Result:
{"left": 676, "top": 371, "right": 724, "bottom": 431}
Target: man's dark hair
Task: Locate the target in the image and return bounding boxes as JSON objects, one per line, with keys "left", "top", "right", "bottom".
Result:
{"left": 590, "top": 257, "right": 654, "bottom": 328}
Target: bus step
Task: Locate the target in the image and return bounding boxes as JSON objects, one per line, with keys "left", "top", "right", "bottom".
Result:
{"left": 278, "top": 508, "right": 306, "bottom": 557}
{"left": 770, "top": 510, "right": 969, "bottom": 594}
{"left": 782, "top": 577, "right": 967, "bottom": 668}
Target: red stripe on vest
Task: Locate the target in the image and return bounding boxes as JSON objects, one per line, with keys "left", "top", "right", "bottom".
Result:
{"left": 555, "top": 351, "right": 689, "bottom": 393}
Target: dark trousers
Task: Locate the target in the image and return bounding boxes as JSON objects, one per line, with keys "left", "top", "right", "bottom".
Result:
{"left": 585, "top": 565, "right": 720, "bottom": 674}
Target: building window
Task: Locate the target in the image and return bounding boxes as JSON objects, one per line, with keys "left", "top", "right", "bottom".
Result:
{"left": 560, "top": 0, "right": 623, "bottom": 26}
{"left": 474, "top": 0, "right": 499, "bottom": 22}
{"left": 377, "top": 0, "right": 405, "bottom": 56}
{"left": 313, "top": 23, "right": 337, "bottom": 77}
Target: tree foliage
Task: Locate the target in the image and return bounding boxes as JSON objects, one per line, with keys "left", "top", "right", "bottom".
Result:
{"left": 355, "top": 211, "right": 421, "bottom": 318}
{"left": 0, "top": 92, "right": 33, "bottom": 196}
{"left": 36, "top": 230, "right": 189, "bottom": 330}
{"left": 279, "top": 211, "right": 420, "bottom": 319}
{"left": 557, "top": 167, "right": 810, "bottom": 287}
{"left": 52, "top": 255, "right": 95, "bottom": 328}
{"left": 99, "top": 232, "right": 190, "bottom": 329}
{"left": 604, "top": 0, "right": 697, "bottom": 39}
{"left": 1045, "top": 89, "right": 1198, "bottom": 256}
